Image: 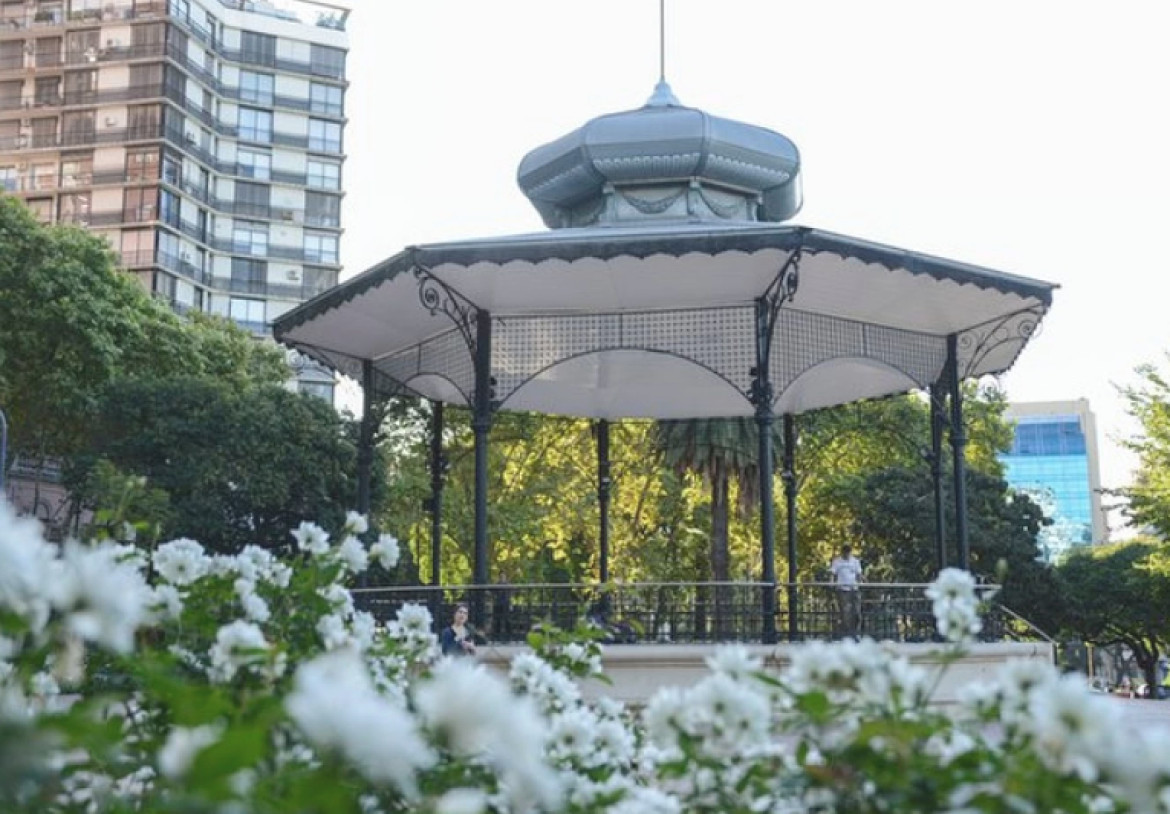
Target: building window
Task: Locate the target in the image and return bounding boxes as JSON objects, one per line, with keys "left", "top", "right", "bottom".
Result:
{"left": 120, "top": 228, "right": 154, "bottom": 268}
{"left": 59, "top": 152, "right": 93, "bottom": 187}
{"left": 239, "top": 70, "right": 274, "bottom": 105}
{"left": 31, "top": 117, "right": 58, "bottom": 148}
{"left": 298, "top": 381, "right": 334, "bottom": 402}
{"left": 237, "top": 147, "right": 271, "bottom": 180}
{"left": 303, "top": 231, "right": 338, "bottom": 264}
{"left": 309, "top": 82, "right": 342, "bottom": 116}
{"left": 27, "top": 198, "right": 54, "bottom": 222}
{"left": 238, "top": 106, "right": 272, "bottom": 143}
{"left": 308, "top": 119, "right": 341, "bottom": 153}
{"left": 34, "top": 76, "right": 61, "bottom": 106}
{"left": 62, "top": 110, "right": 95, "bottom": 145}
{"left": 309, "top": 44, "right": 345, "bottom": 79}
{"left": 230, "top": 257, "right": 266, "bottom": 295}
{"left": 129, "top": 63, "right": 164, "bottom": 93}
{"left": 240, "top": 31, "right": 276, "bottom": 67}
{"left": 123, "top": 186, "right": 157, "bottom": 222}
{"left": 59, "top": 192, "right": 90, "bottom": 224}
{"left": 232, "top": 220, "right": 268, "bottom": 256}
{"left": 63, "top": 69, "right": 97, "bottom": 104}
{"left": 305, "top": 191, "right": 340, "bottom": 228}
{"left": 127, "top": 104, "right": 161, "bottom": 140}
{"left": 306, "top": 158, "right": 340, "bottom": 190}
{"left": 229, "top": 296, "right": 266, "bottom": 327}
{"left": 36, "top": 37, "right": 62, "bottom": 68}
{"left": 302, "top": 265, "right": 337, "bottom": 297}
{"left": 159, "top": 188, "right": 179, "bottom": 227}
{"left": 234, "top": 181, "right": 270, "bottom": 218}
{"left": 0, "top": 166, "right": 17, "bottom": 193}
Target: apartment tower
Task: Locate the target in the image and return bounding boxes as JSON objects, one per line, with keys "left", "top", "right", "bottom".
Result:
{"left": 0, "top": 0, "right": 347, "bottom": 400}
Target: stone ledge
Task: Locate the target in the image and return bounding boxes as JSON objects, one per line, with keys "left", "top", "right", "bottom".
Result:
{"left": 478, "top": 641, "right": 1054, "bottom": 705}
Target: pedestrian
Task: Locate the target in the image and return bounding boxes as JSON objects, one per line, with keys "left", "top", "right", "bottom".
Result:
{"left": 830, "top": 543, "right": 864, "bottom": 638}
{"left": 440, "top": 603, "right": 479, "bottom": 657}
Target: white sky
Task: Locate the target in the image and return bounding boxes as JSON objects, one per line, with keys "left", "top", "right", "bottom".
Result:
{"left": 336, "top": 1, "right": 1170, "bottom": 537}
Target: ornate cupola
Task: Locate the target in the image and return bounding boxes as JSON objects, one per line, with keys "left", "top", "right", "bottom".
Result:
{"left": 517, "top": 80, "right": 802, "bottom": 229}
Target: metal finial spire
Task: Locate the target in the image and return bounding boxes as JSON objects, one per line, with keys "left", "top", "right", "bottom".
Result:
{"left": 646, "top": 0, "right": 680, "bottom": 107}
{"left": 659, "top": 0, "right": 666, "bottom": 83}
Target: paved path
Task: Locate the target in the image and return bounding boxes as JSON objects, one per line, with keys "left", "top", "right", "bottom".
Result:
{"left": 1107, "top": 697, "right": 1170, "bottom": 731}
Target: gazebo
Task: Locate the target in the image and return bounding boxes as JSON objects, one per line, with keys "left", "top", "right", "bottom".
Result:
{"left": 273, "top": 80, "right": 1055, "bottom": 643}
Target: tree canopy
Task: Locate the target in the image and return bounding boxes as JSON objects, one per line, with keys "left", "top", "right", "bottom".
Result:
{"left": 0, "top": 195, "right": 285, "bottom": 463}
{"left": 1120, "top": 355, "right": 1170, "bottom": 538}
{"left": 1057, "top": 539, "right": 1170, "bottom": 689}
{"left": 73, "top": 377, "right": 376, "bottom": 554}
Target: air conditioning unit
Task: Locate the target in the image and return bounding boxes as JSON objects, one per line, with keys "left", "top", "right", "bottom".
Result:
{"left": 103, "top": 116, "right": 116, "bottom": 127}
{"left": 285, "top": 269, "right": 300, "bottom": 281}
{"left": 280, "top": 210, "right": 294, "bottom": 221}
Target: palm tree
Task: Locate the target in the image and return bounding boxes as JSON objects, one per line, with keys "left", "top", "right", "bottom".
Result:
{"left": 656, "top": 417, "right": 772, "bottom": 637}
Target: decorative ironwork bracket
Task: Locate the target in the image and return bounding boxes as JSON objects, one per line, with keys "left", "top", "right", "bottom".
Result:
{"left": 956, "top": 306, "right": 1045, "bottom": 380}
{"left": 749, "top": 247, "right": 803, "bottom": 407}
{"left": 414, "top": 265, "right": 480, "bottom": 359}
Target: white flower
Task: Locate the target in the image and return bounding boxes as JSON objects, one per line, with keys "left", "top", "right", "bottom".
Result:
{"left": 287, "top": 649, "right": 434, "bottom": 796}
{"left": 706, "top": 644, "right": 763, "bottom": 679}
{"left": 291, "top": 522, "right": 330, "bottom": 557}
{"left": 241, "top": 592, "right": 270, "bottom": 624}
{"left": 370, "top": 533, "right": 400, "bottom": 570}
{"left": 55, "top": 541, "right": 152, "bottom": 654}
{"left": 319, "top": 584, "right": 355, "bottom": 617}
{"left": 0, "top": 500, "right": 57, "bottom": 632}
{"left": 435, "top": 788, "right": 488, "bottom": 814}
{"left": 208, "top": 620, "right": 270, "bottom": 683}
{"left": 152, "top": 538, "right": 210, "bottom": 586}
{"left": 415, "top": 660, "right": 562, "bottom": 810}
{"left": 317, "top": 613, "right": 351, "bottom": 650}
{"left": 158, "top": 723, "right": 223, "bottom": 778}
{"left": 148, "top": 584, "right": 184, "bottom": 623}
{"left": 344, "top": 511, "right": 369, "bottom": 535}
{"left": 337, "top": 535, "right": 369, "bottom": 574}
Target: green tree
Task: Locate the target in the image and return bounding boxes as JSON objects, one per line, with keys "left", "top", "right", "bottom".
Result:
{"left": 1120, "top": 355, "right": 1170, "bottom": 537}
{"left": 74, "top": 378, "right": 373, "bottom": 553}
{"left": 0, "top": 196, "right": 285, "bottom": 466}
{"left": 1058, "top": 540, "right": 1170, "bottom": 691}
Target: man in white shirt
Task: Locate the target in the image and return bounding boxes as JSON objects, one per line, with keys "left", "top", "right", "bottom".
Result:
{"left": 830, "top": 544, "right": 864, "bottom": 638}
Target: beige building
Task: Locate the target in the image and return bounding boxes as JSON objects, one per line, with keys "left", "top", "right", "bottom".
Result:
{"left": 0, "top": 0, "right": 348, "bottom": 400}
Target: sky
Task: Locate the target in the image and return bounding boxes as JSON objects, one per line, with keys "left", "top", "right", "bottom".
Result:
{"left": 334, "top": 1, "right": 1170, "bottom": 537}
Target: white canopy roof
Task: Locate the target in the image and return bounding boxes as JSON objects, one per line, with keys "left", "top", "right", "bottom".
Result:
{"left": 274, "top": 222, "right": 1055, "bottom": 419}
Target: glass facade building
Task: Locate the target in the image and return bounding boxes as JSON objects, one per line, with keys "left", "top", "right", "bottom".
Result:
{"left": 1001, "top": 400, "right": 1105, "bottom": 563}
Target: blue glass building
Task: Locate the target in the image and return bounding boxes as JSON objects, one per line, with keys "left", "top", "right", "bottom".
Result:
{"left": 1001, "top": 400, "right": 1105, "bottom": 563}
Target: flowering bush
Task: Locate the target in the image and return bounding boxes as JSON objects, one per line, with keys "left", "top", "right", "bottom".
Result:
{"left": 2, "top": 498, "right": 1170, "bottom": 813}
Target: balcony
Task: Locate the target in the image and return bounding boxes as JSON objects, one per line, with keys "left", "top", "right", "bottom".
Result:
{"left": 0, "top": 2, "right": 164, "bottom": 34}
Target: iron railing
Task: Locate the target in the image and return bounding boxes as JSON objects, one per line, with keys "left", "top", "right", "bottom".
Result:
{"left": 352, "top": 581, "right": 1015, "bottom": 646}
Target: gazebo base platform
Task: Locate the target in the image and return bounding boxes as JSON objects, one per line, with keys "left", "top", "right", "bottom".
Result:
{"left": 478, "top": 641, "right": 1054, "bottom": 706}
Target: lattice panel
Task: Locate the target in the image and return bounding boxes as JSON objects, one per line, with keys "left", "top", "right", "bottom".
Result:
{"left": 376, "top": 327, "right": 475, "bottom": 404}
{"left": 770, "top": 309, "right": 947, "bottom": 397}
{"left": 493, "top": 306, "right": 757, "bottom": 404}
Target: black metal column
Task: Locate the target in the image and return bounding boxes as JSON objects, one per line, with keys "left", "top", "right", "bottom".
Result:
{"left": 472, "top": 311, "right": 493, "bottom": 596}
{"left": 597, "top": 419, "right": 612, "bottom": 584}
{"left": 429, "top": 400, "right": 445, "bottom": 586}
{"left": 946, "top": 335, "right": 970, "bottom": 570}
{"left": 929, "top": 381, "right": 947, "bottom": 572}
{"left": 782, "top": 413, "right": 799, "bottom": 641}
{"left": 754, "top": 298, "right": 778, "bottom": 645}
{"left": 356, "top": 360, "right": 375, "bottom": 516}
